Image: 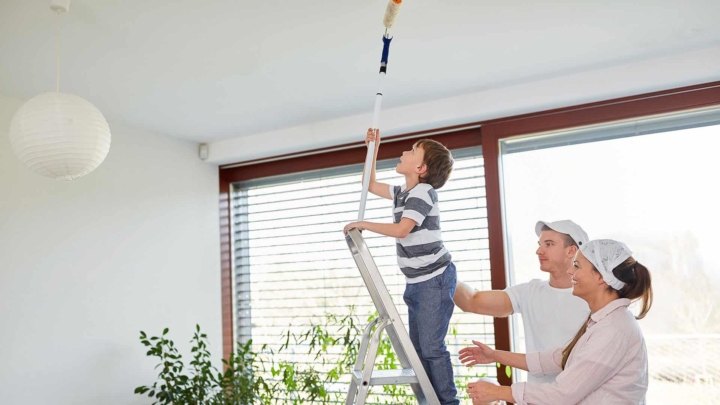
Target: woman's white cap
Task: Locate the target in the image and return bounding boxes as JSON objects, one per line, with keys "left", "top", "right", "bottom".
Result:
{"left": 580, "top": 239, "right": 633, "bottom": 290}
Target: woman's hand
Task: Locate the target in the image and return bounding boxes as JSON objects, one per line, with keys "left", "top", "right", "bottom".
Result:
{"left": 467, "top": 379, "right": 502, "bottom": 404}
{"left": 459, "top": 340, "right": 496, "bottom": 367}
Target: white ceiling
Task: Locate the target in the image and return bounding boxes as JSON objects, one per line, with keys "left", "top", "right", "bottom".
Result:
{"left": 1, "top": 0, "right": 720, "bottom": 143}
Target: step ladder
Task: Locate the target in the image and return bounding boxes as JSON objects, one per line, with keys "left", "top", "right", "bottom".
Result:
{"left": 344, "top": 228, "right": 440, "bottom": 405}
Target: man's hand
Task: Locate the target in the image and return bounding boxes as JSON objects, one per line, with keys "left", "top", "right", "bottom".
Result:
{"left": 459, "top": 340, "right": 496, "bottom": 367}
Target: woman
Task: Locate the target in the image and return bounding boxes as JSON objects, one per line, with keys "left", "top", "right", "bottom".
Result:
{"left": 459, "top": 239, "right": 653, "bottom": 404}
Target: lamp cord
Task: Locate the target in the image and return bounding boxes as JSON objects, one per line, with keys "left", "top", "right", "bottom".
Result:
{"left": 55, "top": 10, "right": 62, "bottom": 92}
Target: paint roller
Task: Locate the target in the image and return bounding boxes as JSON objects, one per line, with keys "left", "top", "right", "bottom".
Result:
{"left": 358, "top": 0, "right": 403, "bottom": 221}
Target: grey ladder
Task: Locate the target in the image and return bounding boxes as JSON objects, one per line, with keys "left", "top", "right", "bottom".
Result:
{"left": 344, "top": 228, "right": 440, "bottom": 405}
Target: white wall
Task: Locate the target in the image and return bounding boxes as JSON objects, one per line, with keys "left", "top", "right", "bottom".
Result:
{"left": 0, "top": 94, "right": 222, "bottom": 404}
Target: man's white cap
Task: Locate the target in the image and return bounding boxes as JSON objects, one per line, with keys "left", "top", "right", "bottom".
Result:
{"left": 535, "top": 220, "right": 589, "bottom": 247}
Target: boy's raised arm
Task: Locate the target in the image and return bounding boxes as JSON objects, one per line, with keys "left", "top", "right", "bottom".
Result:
{"left": 364, "top": 128, "right": 392, "bottom": 200}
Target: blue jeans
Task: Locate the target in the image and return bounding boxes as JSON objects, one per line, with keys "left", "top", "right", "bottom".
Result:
{"left": 403, "top": 263, "right": 459, "bottom": 405}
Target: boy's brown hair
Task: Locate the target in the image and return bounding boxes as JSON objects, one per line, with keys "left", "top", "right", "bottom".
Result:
{"left": 414, "top": 139, "right": 454, "bottom": 189}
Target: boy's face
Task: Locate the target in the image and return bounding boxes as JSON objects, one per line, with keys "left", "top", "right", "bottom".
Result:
{"left": 396, "top": 143, "right": 427, "bottom": 177}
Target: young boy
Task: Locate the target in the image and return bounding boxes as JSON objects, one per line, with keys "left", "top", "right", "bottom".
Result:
{"left": 343, "top": 128, "right": 458, "bottom": 405}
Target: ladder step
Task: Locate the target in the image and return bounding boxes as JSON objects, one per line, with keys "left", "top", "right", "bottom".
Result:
{"left": 352, "top": 368, "right": 419, "bottom": 385}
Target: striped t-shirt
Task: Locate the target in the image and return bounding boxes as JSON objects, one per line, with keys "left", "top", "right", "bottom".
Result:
{"left": 390, "top": 183, "right": 452, "bottom": 284}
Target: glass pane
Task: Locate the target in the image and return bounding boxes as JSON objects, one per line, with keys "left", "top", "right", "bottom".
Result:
{"left": 500, "top": 108, "right": 720, "bottom": 402}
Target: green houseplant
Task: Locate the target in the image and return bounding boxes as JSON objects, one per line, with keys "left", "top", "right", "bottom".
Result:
{"left": 135, "top": 309, "right": 487, "bottom": 404}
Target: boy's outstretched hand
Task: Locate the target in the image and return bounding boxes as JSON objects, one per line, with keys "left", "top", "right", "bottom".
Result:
{"left": 343, "top": 222, "right": 366, "bottom": 235}
{"left": 365, "top": 128, "right": 380, "bottom": 148}
{"left": 459, "top": 340, "right": 496, "bottom": 367}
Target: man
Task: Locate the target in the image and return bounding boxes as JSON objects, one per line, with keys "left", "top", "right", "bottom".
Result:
{"left": 454, "top": 220, "right": 591, "bottom": 383}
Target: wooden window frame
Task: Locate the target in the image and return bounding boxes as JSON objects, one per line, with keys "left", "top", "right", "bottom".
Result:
{"left": 219, "top": 80, "right": 720, "bottom": 387}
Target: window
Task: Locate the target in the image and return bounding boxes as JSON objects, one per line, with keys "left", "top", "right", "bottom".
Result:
{"left": 232, "top": 147, "right": 496, "bottom": 401}
{"left": 500, "top": 106, "right": 720, "bottom": 401}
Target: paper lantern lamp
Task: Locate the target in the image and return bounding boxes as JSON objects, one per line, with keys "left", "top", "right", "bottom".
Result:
{"left": 9, "top": 92, "right": 111, "bottom": 181}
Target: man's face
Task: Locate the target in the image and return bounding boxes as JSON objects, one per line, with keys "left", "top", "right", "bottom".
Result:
{"left": 536, "top": 230, "right": 574, "bottom": 273}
